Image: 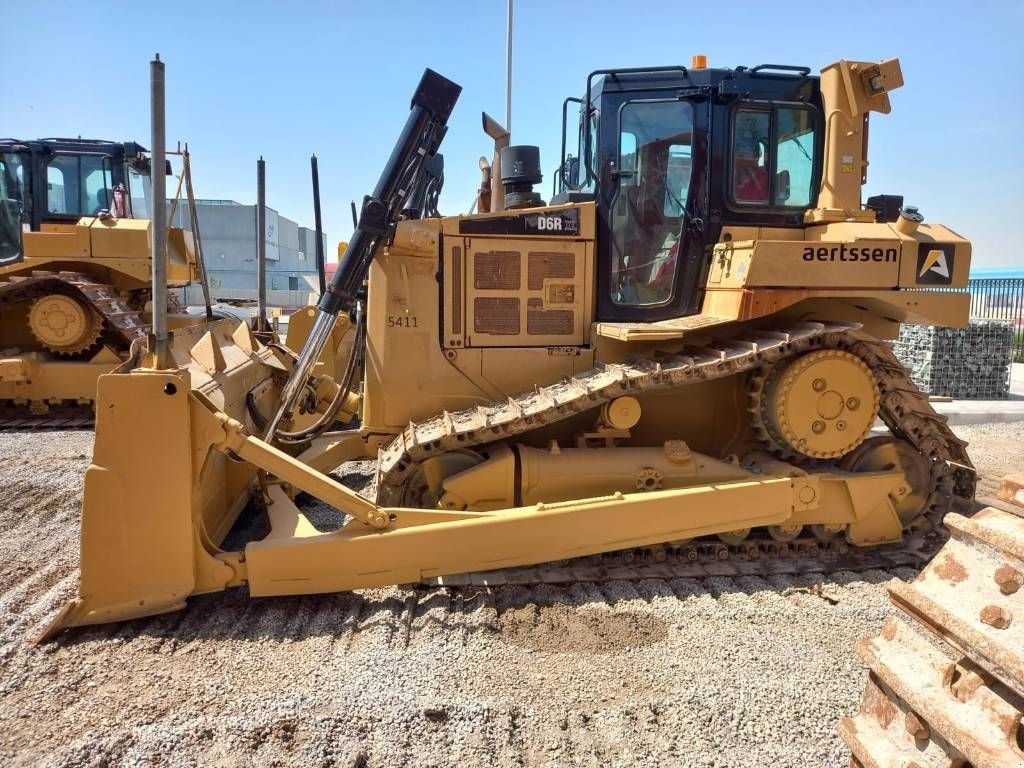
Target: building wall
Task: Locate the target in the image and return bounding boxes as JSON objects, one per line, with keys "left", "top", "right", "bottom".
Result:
{"left": 169, "top": 199, "right": 326, "bottom": 305}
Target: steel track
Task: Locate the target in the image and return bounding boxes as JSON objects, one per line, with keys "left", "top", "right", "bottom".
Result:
{"left": 421, "top": 538, "right": 932, "bottom": 589}
{"left": 0, "top": 270, "right": 150, "bottom": 429}
{"left": 375, "top": 320, "right": 976, "bottom": 586}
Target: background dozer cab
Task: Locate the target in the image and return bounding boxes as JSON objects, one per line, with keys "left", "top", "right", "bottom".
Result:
{"left": 46, "top": 56, "right": 977, "bottom": 640}
{"left": 0, "top": 137, "right": 203, "bottom": 425}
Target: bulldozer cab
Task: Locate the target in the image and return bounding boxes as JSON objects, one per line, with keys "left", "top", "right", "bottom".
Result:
{"left": 0, "top": 138, "right": 161, "bottom": 235}
{"left": 556, "top": 64, "right": 823, "bottom": 322}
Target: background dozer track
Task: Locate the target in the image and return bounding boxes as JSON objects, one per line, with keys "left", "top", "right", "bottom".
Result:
{"left": 0, "top": 270, "right": 149, "bottom": 428}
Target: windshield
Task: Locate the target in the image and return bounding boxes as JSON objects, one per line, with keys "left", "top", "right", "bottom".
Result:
{"left": 610, "top": 100, "right": 694, "bottom": 306}
{"left": 0, "top": 152, "right": 25, "bottom": 265}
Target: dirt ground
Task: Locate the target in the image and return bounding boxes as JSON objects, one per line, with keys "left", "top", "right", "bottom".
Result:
{"left": 0, "top": 423, "right": 1020, "bottom": 768}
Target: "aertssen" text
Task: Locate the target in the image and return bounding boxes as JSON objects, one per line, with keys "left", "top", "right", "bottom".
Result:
{"left": 802, "top": 244, "right": 897, "bottom": 263}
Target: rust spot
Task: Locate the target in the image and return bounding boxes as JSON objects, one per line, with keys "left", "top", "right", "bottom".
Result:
{"left": 864, "top": 680, "right": 897, "bottom": 728}
{"left": 881, "top": 618, "right": 897, "bottom": 641}
{"left": 933, "top": 552, "right": 968, "bottom": 584}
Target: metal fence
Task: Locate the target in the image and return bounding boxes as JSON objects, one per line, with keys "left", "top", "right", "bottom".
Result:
{"left": 967, "top": 278, "right": 1024, "bottom": 361}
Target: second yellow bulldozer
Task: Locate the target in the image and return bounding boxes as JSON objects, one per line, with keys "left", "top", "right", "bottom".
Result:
{"left": 0, "top": 138, "right": 202, "bottom": 426}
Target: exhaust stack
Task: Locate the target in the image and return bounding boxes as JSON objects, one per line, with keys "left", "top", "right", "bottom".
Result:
{"left": 255, "top": 157, "right": 268, "bottom": 332}
{"left": 481, "top": 112, "right": 510, "bottom": 213}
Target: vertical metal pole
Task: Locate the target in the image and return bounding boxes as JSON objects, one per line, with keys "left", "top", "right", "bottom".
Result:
{"left": 183, "top": 146, "right": 214, "bottom": 320}
{"left": 149, "top": 53, "right": 171, "bottom": 368}
{"left": 256, "top": 156, "right": 267, "bottom": 331}
{"left": 311, "top": 154, "right": 326, "bottom": 295}
{"left": 505, "top": 0, "right": 513, "bottom": 138}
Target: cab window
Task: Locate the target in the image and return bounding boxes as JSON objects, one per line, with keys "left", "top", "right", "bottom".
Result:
{"left": 730, "top": 105, "right": 816, "bottom": 209}
{"left": 775, "top": 108, "right": 815, "bottom": 206}
{"left": 46, "top": 155, "right": 113, "bottom": 216}
{"left": 610, "top": 100, "right": 694, "bottom": 307}
{"left": 733, "top": 110, "right": 771, "bottom": 204}
{"left": 128, "top": 163, "right": 151, "bottom": 218}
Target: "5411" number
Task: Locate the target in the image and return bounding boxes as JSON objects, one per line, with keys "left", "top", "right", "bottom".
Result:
{"left": 387, "top": 315, "right": 419, "bottom": 328}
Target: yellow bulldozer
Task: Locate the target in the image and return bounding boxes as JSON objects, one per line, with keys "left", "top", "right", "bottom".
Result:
{"left": 38, "top": 55, "right": 1024, "bottom": 764}
{"left": 0, "top": 137, "right": 204, "bottom": 426}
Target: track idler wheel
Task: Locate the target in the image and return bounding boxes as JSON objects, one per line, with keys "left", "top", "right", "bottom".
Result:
{"left": 751, "top": 349, "right": 880, "bottom": 461}
{"left": 839, "top": 436, "right": 931, "bottom": 528}
{"left": 27, "top": 293, "right": 103, "bottom": 355}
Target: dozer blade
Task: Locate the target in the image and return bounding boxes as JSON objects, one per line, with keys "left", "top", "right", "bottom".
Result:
{"left": 35, "top": 317, "right": 279, "bottom": 638}
{"left": 40, "top": 321, "right": 916, "bottom": 639}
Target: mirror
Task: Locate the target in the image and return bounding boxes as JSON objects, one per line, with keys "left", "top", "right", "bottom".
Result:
{"left": 131, "top": 156, "right": 152, "bottom": 175}
{"left": 563, "top": 155, "right": 580, "bottom": 188}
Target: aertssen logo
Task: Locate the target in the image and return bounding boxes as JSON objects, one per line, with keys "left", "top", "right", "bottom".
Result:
{"left": 802, "top": 243, "right": 897, "bottom": 263}
{"left": 916, "top": 243, "right": 955, "bottom": 285}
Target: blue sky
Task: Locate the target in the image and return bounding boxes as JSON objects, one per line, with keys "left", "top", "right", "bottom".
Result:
{"left": 5, "top": 1, "right": 1021, "bottom": 266}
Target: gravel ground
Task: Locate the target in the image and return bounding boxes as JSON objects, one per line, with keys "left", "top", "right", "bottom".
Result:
{"left": 0, "top": 423, "right": 1020, "bottom": 767}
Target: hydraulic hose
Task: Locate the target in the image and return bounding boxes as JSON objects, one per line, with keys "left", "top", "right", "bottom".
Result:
{"left": 274, "top": 304, "right": 366, "bottom": 445}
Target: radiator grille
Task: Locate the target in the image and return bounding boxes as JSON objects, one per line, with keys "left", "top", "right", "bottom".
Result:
{"left": 528, "top": 252, "right": 575, "bottom": 290}
{"left": 451, "top": 246, "right": 462, "bottom": 335}
{"left": 474, "top": 297, "right": 520, "bottom": 335}
{"left": 474, "top": 251, "right": 521, "bottom": 290}
{"left": 526, "top": 298, "right": 574, "bottom": 336}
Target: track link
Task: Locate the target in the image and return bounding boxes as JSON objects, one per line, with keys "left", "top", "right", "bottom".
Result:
{"left": 840, "top": 506, "right": 1024, "bottom": 767}
{"left": 0, "top": 402, "right": 95, "bottom": 430}
{"left": 422, "top": 539, "right": 929, "bottom": 588}
{"left": 0, "top": 270, "right": 150, "bottom": 429}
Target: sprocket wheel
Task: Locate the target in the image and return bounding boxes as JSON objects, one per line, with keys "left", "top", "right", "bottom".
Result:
{"left": 27, "top": 293, "right": 103, "bottom": 356}
{"left": 749, "top": 348, "right": 880, "bottom": 461}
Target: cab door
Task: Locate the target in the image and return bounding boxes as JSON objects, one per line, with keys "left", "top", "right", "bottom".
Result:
{"left": 0, "top": 152, "right": 26, "bottom": 266}
{"left": 596, "top": 95, "right": 711, "bottom": 321}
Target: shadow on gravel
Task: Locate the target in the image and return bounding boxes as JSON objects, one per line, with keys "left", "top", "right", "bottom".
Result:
{"left": 48, "top": 566, "right": 902, "bottom": 652}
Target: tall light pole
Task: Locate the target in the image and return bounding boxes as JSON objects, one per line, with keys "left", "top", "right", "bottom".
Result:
{"left": 505, "top": 0, "right": 513, "bottom": 139}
